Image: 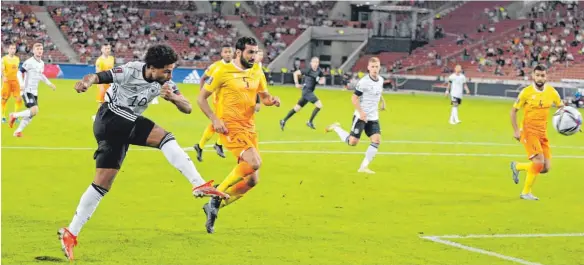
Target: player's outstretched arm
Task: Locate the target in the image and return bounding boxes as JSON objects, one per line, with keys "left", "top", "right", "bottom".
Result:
{"left": 161, "top": 83, "right": 191, "bottom": 114}
{"left": 74, "top": 71, "right": 112, "bottom": 93}
{"left": 258, "top": 91, "right": 280, "bottom": 107}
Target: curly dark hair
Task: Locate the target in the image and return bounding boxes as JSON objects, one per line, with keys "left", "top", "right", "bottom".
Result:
{"left": 235, "top": 37, "right": 257, "bottom": 52}
{"left": 144, "top": 44, "right": 178, "bottom": 69}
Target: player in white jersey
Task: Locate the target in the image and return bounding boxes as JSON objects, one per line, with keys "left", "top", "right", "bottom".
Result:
{"left": 57, "top": 45, "right": 228, "bottom": 261}
{"left": 8, "top": 43, "right": 56, "bottom": 137}
{"left": 445, "top": 64, "right": 470, "bottom": 124}
{"left": 325, "top": 57, "right": 386, "bottom": 173}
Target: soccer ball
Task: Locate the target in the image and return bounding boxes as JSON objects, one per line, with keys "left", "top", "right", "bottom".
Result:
{"left": 552, "top": 106, "right": 582, "bottom": 136}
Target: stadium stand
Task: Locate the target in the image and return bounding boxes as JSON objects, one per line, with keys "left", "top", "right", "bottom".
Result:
{"left": 49, "top": 2, "right": 236, "bottom": 68}
{"left": 1, "top": 4, "right": 67, "bottom": 62}
{"left": 408, "top": 1, "right": 584, "bottom": 81}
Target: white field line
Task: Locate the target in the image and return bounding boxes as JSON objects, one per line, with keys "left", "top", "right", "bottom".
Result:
{"left": 426, "top": 232, "right": 584, "bottom": 239}
{"left": 256, "top": 140, "right": 584, "bottom": 150}
{"left": 421, "top": 233, "right": 584, "bottom": 265}
{"left": 421, "top": 236, "right": 543, "bottom": 265}
{"left": 2, "top": 146, "right": 584, "bottom": 159}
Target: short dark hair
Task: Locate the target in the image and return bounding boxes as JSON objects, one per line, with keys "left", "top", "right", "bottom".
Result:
{"left": 533, "top": 64, "right": 547, "bottom": 72}
{"left": 221, "top": 43, "right": 232, "bottom": 49}
{"left": 144, "top": 44, "right": 178, "bottom": 69}
{"left": 235, "top": 37, "right": 257, "bottom": 52}
{"left": 102, "top": 43, "right": 111, "bottom": 47}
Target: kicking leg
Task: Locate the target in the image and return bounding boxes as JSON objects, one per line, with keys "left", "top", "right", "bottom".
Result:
{"left": 145, "top": 124, "right": 227, "bottom": 198}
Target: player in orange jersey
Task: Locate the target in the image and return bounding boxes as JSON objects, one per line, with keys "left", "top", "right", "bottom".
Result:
{"left": 197, "top": 36, "right": 280, "bottom": 233}
{"left": 510, "top": 64, "right": 564, "bottom": 201}
{"left": 193, "top": 44, "right": 234, "bottom": 161}
{"left": 92, "top": 44, "right": 114, "bottom": 121}
{"left": 2, "top": 44, "right": 22, "bottom": 123}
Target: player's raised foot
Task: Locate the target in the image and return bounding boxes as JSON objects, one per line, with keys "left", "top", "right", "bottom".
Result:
{"left": 57, "top": 227, "right": 78, "bottom": 261}
{"left": 13, "top": 131, "right": 22, "bottom": 138}
{"left": 202, "top": 198, "right": 221, "bottom": 234}
{"left": 306, "top": 121, "right": 316, "bottom": 130}
{"left": 520, "top": 193, "right": 539, "bottom": 201}
{"left": 193, "top": 144, "right": 204, "bottom": 162}
{"left": 510, "top": 162, "right": 519, "bottom": 184}
{"left": 214, "top": 143, "right": 225, "bottom": 158}
{"left": 192, "top": 180, "right": 229, "bottom": 199}
{"left": 358, "top": 167, "right": 376, "bottom": 174}
{"left": 325, "top": 122, "right": 340, "bottom": 133}
{"left": 279, "top": 120, "right": 286, "bottom": 131}
{"left": 8, "top": 113, "right": 16, "bottom": 128}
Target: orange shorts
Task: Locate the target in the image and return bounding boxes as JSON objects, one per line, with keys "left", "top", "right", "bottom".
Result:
{"left": 520, "top": 131, "right": 551, "bottom": 159}
{"left": 96, "top": 84, "right": 110, "bottom": 103}
{"left": 2, "top": 80, "right": 20, "bottom": 99}
{"left": 219, "top": 129, "right": 259, "bottom": 160}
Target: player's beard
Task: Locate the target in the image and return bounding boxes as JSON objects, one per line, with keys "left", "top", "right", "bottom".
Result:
{"left": 535, "top": 81, "right": 545, "bottom": 88}
{"left": 240, "top": 56, "right": 254, "bottom": 69}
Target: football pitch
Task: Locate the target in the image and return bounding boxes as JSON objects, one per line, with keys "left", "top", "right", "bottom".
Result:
{"left": 2, "top": 80, "right": 583, "bottom": 265}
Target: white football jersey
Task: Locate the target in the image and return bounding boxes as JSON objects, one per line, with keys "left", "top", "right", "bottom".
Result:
{"left": 448, "top": 73, "right": 467, "bottom": 98}
{"left": 20, "top": 57, "right": 46, "bottom": 96}
{"left": 354, "top": 74, "right": 384, "bottom": 121}
{"left": 105, "top": 61, "right": 180, "bottom": 116}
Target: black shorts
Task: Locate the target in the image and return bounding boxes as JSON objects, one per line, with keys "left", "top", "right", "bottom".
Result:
{"left": 349, "top": 115, "right": 381, "bottom": 139}
{"left": 297, "top": 92, "right": 319, "bottom": 107}
{"left": 92, "top": 103, "right": 155, "bottom": 169}
{"left": 256, "top": 94, "right": 260, "bottom": 104}
{"left": 22, "top": 93, "right": 38, "bottom": 108}
{"left": 451, "top": 97, "right": 462, "bottom": 105}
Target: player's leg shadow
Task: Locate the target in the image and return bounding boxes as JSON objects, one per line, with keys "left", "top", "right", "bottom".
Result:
{"left": 34, "top": 256, "right": 66, "bottom": 262}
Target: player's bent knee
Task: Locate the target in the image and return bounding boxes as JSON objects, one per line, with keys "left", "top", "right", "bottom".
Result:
{"left": 348, "top": 137, "right": 359, "bottom": 146}
{"left": 157, "top": 132, "right": 176, "bottom": 149}
{"left": 315, "top": 101, "right": 323, "bottom": 108}
{"left": 30, "top": 106, "right": 39, "bottom": 116}
{"left": 93, "top": 168, "right": 119, "bottom": 190}
{"left": 293, "top": 105, "right": 303, "bottom": 112}
{"left": 146, "top": 125, "right": 168, "bottom": 147}
{"left": 248, "top": 173, "right": 259, "bottom": 187}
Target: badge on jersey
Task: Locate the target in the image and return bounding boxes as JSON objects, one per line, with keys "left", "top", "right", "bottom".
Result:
{"left": 113, "top": 67, "right": 123, "bottom": 73}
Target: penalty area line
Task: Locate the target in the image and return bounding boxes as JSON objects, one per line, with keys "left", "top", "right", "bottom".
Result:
{"left": 2, "top": 146, "right": 584, "bottom": 159}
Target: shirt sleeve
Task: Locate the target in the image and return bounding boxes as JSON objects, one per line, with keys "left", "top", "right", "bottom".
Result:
{"left": 203, "top": 66, "right": 223, "bottom": 93}
{"left": 551, "top": 87, "right": 563, "bottom": 107}
{"left": 258, "top": 71, "right": 268, "bottom": 94}
{"left": 354, "top": 79, "right": 364, "bottom": 96}
{"left": 110, "top": 63, "right": 131, "bottom": 84}
{"left": 513, "top": 89, "right": 528, "bottom": 109}
{"left": 20, "top": 60, "right": 29, "bottom": 73}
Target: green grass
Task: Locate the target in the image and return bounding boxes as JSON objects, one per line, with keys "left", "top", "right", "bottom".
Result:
{"left": 2, "top": 80, "right": 583, "bottom": 265}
